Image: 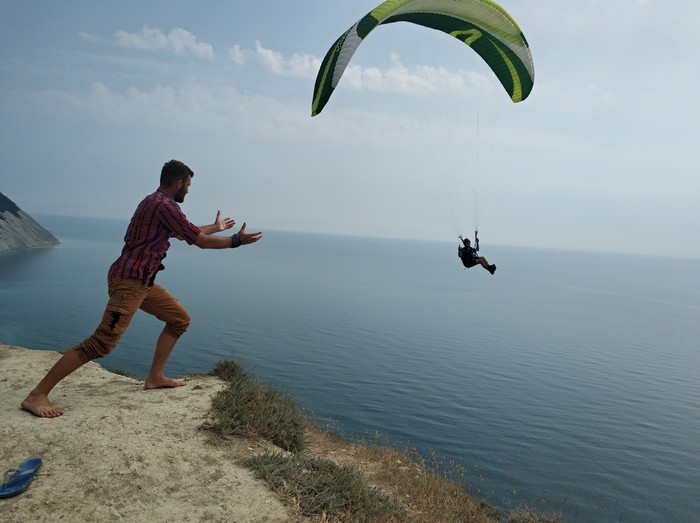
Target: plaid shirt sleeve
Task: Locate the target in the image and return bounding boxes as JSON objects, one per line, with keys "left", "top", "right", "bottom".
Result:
{"left": 157, "top": 198, "right": 201, "bottom": 244}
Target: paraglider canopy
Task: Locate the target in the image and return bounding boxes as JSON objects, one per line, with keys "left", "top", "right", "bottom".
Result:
{"left": 311, "top": 0, "right": 535, "bottom": 116}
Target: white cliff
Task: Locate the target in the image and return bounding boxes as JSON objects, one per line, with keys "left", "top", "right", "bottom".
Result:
{"left": 0, "top": 192, "right": 59, "bottom": 251}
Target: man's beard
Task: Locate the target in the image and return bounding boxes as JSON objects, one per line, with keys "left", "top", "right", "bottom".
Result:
{"left": 174, "top": 187, "right": 187, "bottom": 203}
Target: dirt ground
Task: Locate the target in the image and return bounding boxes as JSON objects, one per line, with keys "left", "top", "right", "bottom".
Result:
{"left": 0, "top": 344, "right": 292, "bottom": 523}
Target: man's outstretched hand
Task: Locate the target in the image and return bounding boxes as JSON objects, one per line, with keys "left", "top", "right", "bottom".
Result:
{"left": 215, "top": 210, "right": 235, "bottom": 232}
{"left": 237, "top": 223, "right": 262, "bottom": 245}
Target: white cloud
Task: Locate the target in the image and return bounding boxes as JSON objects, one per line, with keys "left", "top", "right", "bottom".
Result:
{"left": 285, "top": 52, "right": 318, "bottom": 78}
{"left": 24, "top": 81, "right": 311, "bottom": 140}
{"left": 228, "top": 44, "right": 246, "bottom": 65}
{"left": 78, "top": 32, "right": 105, "bottom": 44}
{"left": 229, "top": 43, "right": 488, "bottom": 96}
{"left": 115, "top": 26, "right": 168, "bottom": 51}
{"left": 253, "top": 41, "right": 285, "bottom": 75}
{"left": 73, "top": 81, "right": 238, "bottom": 126}
{"left": 86, "top": 26, "right": 215, "bottom": 59}
{"left": 229, "top": 41, "right": 319, "bottom": 78}
{"left": 166, "top": 28, "right": 214, "bottom": 59}
{"left": 338, "top": 52, "right": 487, "bottom": 96}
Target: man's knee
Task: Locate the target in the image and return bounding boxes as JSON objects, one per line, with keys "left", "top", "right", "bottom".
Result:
{"left": 165, "top": 310, "right": 190, "bottom": 338}
{"left": 75, "top": 307, "right": 132, "bottom": 361}
{"left": 73, "top": 336, "right": 117, "bottom": 362}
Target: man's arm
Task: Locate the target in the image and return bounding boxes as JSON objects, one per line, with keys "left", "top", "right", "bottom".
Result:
{"left": 195, "top": 222, "right": 262, "bottom": 249}
{"left": 195, "top": 234, "right": 236, "bottom": 249}
{"left": 198, "top": 211, "right": 235, "bottom": 236}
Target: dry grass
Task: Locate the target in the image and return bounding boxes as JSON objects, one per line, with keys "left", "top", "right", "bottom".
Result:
{"left": 299, "top": 427, "right": 503, "bottom": 523}
{"left": 206, "top": 359, "right": 564, "bottom": 523}
{"left": 208, "top": 360, "right": 307, "bottom": 452}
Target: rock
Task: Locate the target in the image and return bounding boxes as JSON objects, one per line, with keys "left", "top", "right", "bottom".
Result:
{"left": 0, "top": 192, "right": 59, "bottom": 251}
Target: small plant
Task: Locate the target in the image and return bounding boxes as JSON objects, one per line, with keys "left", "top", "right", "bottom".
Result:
{"left": 243, "top": 452, "right": 406, "bottom": 522}
{"left": 211, "top": 358, "right": 248, "bottom": 383}
{"left": 209, "top": 360, "right": 306, "bottom": 452}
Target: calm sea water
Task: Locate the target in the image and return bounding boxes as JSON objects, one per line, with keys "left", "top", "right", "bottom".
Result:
{"left": 2, "top": 215, "right": 699, "bottom": 522}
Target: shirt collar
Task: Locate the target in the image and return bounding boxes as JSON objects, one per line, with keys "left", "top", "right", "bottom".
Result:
{"left": 156, "top": 186, "right": 173, "bottom": 200}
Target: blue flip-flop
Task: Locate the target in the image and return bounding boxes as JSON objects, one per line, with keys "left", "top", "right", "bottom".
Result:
{"left": 0, "top": 457, "right": 42, "bottom": 498}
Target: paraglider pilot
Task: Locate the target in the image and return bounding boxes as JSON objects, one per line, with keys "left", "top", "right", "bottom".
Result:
{"left": 458, "top": 232, "right": 496, "bottom": 274}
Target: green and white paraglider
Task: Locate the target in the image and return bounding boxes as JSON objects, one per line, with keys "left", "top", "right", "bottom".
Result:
{"left": 311, "top": 0, "right": 535, "bottom": 116}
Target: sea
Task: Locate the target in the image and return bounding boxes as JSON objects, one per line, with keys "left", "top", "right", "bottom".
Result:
{"left": 1, "top": 214, "right": 698, "bottom": 523}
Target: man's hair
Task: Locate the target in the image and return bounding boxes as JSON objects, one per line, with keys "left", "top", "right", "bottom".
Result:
{"left": 160, "top": 160, "right": 194, "bottom": 186}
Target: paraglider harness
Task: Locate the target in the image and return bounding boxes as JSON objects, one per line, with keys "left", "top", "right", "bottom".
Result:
{"left": 458, "top": 232, "right": 480, "bottom": 269}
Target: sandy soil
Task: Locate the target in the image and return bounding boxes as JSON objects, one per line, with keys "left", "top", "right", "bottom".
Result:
{"left": 0, "top": 344, "right": 292, "bottom": 523}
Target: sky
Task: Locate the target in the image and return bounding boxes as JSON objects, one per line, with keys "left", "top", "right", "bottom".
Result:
{"left": 1, "top": 0, "right": 698, "bottom": 258}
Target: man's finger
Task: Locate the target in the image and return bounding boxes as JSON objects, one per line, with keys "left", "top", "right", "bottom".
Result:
{"left": 243, "top": 231, "right": 262, "bottom": 244}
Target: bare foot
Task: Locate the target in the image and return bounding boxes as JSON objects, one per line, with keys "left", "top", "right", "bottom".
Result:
{"left": 21, "top": 391, "right": 65, "bottom": 418}
{"left": 144, "top": 376, "right": 187, "bottom": 389}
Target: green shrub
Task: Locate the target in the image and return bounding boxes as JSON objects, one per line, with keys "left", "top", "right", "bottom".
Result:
{"left": 210, "top": 364, "right": 306, "bottom": 453}
{"left": 244, "top": 452, "right": 406, "bottom": 522}
{"left": 211, "top": 358, "right": 249, "bottom": 383}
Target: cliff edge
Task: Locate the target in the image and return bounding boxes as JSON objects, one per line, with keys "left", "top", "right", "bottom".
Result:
{"left": 0, "top": 344, "right": 291, "bottom": 522}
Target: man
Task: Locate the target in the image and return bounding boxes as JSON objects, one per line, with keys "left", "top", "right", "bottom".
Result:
{"left": 21, "top": 160, "right": 262, "bottom": 418}
{"left": 458, "top": 233, "right": 496, "bottom": 274}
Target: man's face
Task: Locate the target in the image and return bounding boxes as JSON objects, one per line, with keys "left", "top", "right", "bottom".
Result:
{"left": 173, "top": 176, "right": 192, "bottom": 203}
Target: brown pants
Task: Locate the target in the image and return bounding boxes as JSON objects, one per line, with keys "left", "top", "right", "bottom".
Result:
{"left": 74, "top": 278, "right": 190, "bottom": 363}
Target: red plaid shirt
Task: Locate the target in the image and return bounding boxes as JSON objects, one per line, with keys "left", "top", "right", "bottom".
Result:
{"left": 108, "top": 187, "right": 201, "bottom": 282}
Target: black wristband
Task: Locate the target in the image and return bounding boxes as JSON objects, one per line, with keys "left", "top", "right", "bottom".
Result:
{"left": 230, "top": 233, "right": 241, "bottom": 248}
